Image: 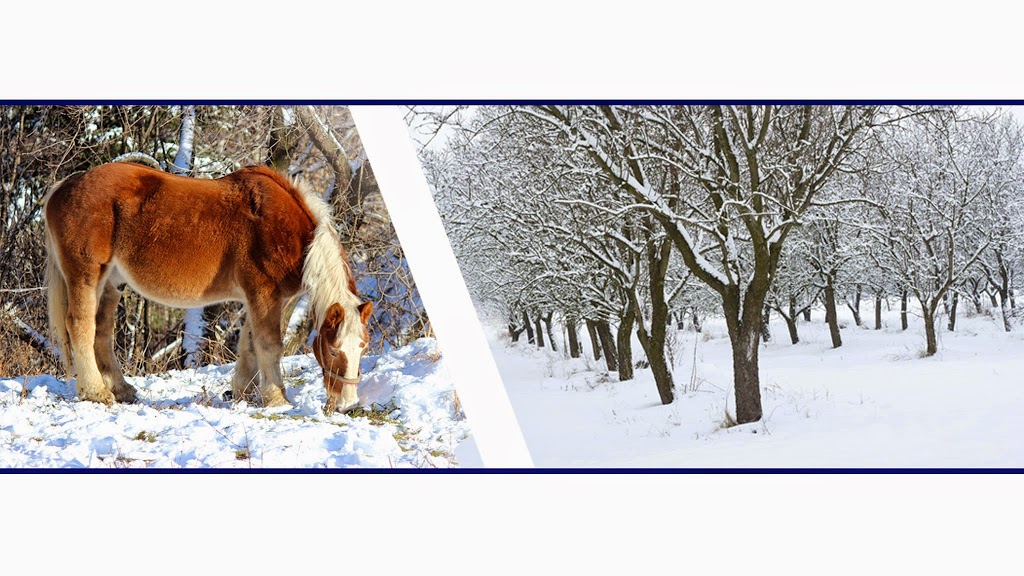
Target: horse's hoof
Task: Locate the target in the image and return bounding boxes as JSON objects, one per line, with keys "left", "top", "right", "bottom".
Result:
{"left": 79, "top": 388, "right": 116, "bottom": 405}
{"left": 113, "top": 384, "right": 137, "bottom": 404}
{"left": 262, "top": 395, "right": 293, "bottom": 408}
{"left": 228, "top": 386, "right": 259, "bottom": 404}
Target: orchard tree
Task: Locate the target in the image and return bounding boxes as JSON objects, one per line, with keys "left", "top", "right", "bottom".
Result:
{"left": 870, "top": 109, "right": 1013, "bottom": 355}
{"left": 525, "top": 105, "right": 880, "bottom": 423}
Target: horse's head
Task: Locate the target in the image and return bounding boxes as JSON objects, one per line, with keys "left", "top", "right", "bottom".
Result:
{"left": 313, "top": 300, "right": 373, "bottom": 414}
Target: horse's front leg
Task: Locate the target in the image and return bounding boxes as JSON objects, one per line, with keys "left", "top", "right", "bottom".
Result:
{"left": 230, "top": 319, "right": 260, "bottom": 403}
{"left": 248, "top": 296, "right": 292, "bottom": 408}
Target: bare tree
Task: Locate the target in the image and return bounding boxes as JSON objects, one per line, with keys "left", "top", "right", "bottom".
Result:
{"left": 525, "top": 105, "right": 878, "bottom": 423}
{"left": 870, "top": 109, "right": 1013, "bottom": 355}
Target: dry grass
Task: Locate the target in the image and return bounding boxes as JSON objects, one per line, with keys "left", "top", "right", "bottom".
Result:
{"left": 718, "top": 409, "right": 739, "bottom": 430}
{"left": 0, "top": 321, "right": 47, "bottom": 377}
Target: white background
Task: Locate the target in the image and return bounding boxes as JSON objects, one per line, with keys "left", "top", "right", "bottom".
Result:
{"left": 3, "top": 2, "right": 1022, "bottom": 573}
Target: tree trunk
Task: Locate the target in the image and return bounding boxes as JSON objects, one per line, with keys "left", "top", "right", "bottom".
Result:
{"left": 691, "top": 310, "right": 702, "bottom": 333}
{"left": 947, "top": 292, "right": 958, "bottom": 332}
{"left": 874, "top": 293, "right": 882, "bottom": 330}
{"left": 268, "top": 106, "right": 301, "bottom": 172}
{"left": 901, "top": 290, "right": 909, "bottom": 331}
{"left": 293, "top": 106, "right": 353, "bottom": 208}
{"left": 534, "top": 315, "right": 545, "bottom": 349}
{"left": 923, "top": 305, "right": 938, "bottom": 356}
{"left": 846, "top": 284, "right": 862, "bottom": 327}
{"left": 760, "top": 306, "right": 772, "bottom": 342}
{"left": 566, "top": 317, "right": 581, "bottom": 358}
{"left": 802, "top": 307, "right": 811, "bottom": 322}
{"left": 523, "top": 311, "right": 535, "bottom": 344}
{"left": 631, "top": 238, "right": 675, "bottom": 405}
{"left": 508, "top": 311, "right": 525, "bottom": 343}
{"left": 732, "top": 325, "right": 763, "bottom": 424}
{"left": 785, "top": 295, "right": 799, "bottom": 344}
{"left": 784, "top": 315, "right": 799, "bottom": 345}
{"left": 542, "top": 311, "right": 557, "bottom": 352}
{"left": 723, "top": 287, "right": 764, "bottom": 424}
{"left": 585, "top": 319, "right": 602, "bottom": 361}
{"left": 172, "top": 106, "right": 196, "bottom": 173}
{"left": 595, "top": 320, "right": 617, "bottom": 372}
{"left": 990, "top": 293, "right": 999, "bottom": 307}
{"left": 999, "top": 289, "right": 1012, "bottom": 332}
{"left": 824, "top": 274, "right": 842, "bottom": 348}
{"left": 172, "top": 106, "right": 205, "bottom": 368}
{"left": 616, "top": 308, "right": 634, "bottom": 381}
{"left": 637, "top": 331, "right": 673, "bottom": 405}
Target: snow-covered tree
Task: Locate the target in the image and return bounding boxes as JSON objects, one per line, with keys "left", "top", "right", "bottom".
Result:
{"left": 522, "top": 105, "right": 879, "bottom": 423}
{"left": 870, "top": 108, "right": 1015, "bottom": 355}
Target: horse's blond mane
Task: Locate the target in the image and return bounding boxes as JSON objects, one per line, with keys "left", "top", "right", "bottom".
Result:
{"left": 294, "top": 178, "right": 361, "bottom": 328}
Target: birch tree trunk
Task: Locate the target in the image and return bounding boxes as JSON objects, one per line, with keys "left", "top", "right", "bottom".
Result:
{"left": 172, "top": 106, "right": 205, "bottom": 368}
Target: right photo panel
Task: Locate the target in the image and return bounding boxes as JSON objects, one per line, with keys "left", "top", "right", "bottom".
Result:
{"left": 407, "top": 105, "right": 1024, "bottom": 468}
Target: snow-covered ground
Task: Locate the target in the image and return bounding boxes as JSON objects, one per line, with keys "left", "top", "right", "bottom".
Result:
{"left": 0, "top": 338, "right": 478, "bottom": 468}
{"left": 493, "top": 306, "right": 1024, "bottom": 468}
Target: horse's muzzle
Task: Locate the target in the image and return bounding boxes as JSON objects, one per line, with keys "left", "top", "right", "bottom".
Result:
{"left": 323, "top": 373, "right": 360, "bottom": 415}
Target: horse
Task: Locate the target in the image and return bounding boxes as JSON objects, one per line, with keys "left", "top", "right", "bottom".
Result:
{"left": 43, "top": 161, "right": 373, "bottom": 414}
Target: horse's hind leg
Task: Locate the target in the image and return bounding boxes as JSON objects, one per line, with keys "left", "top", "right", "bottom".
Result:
{"left": 248, "top": 297, "right": 291, "bottom": 408}
{"left": 65, "top": 273, "right": 116, "bottom": 405}
{"left": 94, "top": 282, "right": 136, "bottom": 403}
{"left": 230, "top": 318, "right": 260, "bottom": 403}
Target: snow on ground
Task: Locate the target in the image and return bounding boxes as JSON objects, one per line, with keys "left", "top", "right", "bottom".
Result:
{"left": 0, "top": 338, "right": 476, "bottom": 468}
{"left": 493, "top": 306, "right": 1024, "bottom": 468}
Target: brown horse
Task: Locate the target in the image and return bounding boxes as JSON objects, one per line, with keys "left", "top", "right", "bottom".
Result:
{"left": 44, "top": 161, "right": 373, "bottom": 413}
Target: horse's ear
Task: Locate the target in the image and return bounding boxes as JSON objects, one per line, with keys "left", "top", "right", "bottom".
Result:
{"left": 323, "top": 303, "right": 345, "bottom": 336}
{"left": 358, "top": 301, "right": 373, "bottom": 324}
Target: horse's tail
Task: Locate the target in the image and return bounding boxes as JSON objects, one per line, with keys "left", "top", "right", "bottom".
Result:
{"left": 110, "top": 152, "right": 163, "bottom": 171}
{"left": 43, "top": 182, "right": 72, "bottom": 372}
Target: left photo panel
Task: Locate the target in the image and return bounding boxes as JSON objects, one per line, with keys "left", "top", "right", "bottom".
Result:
{"left": 0, "top": 105, "right": 476, "bottom": 468}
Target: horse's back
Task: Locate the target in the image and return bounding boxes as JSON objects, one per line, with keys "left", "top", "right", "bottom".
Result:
{"left": 48, "top": 162, "right": 311, "bottom": 241}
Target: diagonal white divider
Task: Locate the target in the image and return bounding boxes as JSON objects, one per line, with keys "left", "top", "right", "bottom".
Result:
{"left": 350, "top": 106, "right": 534, "bottom": 468}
